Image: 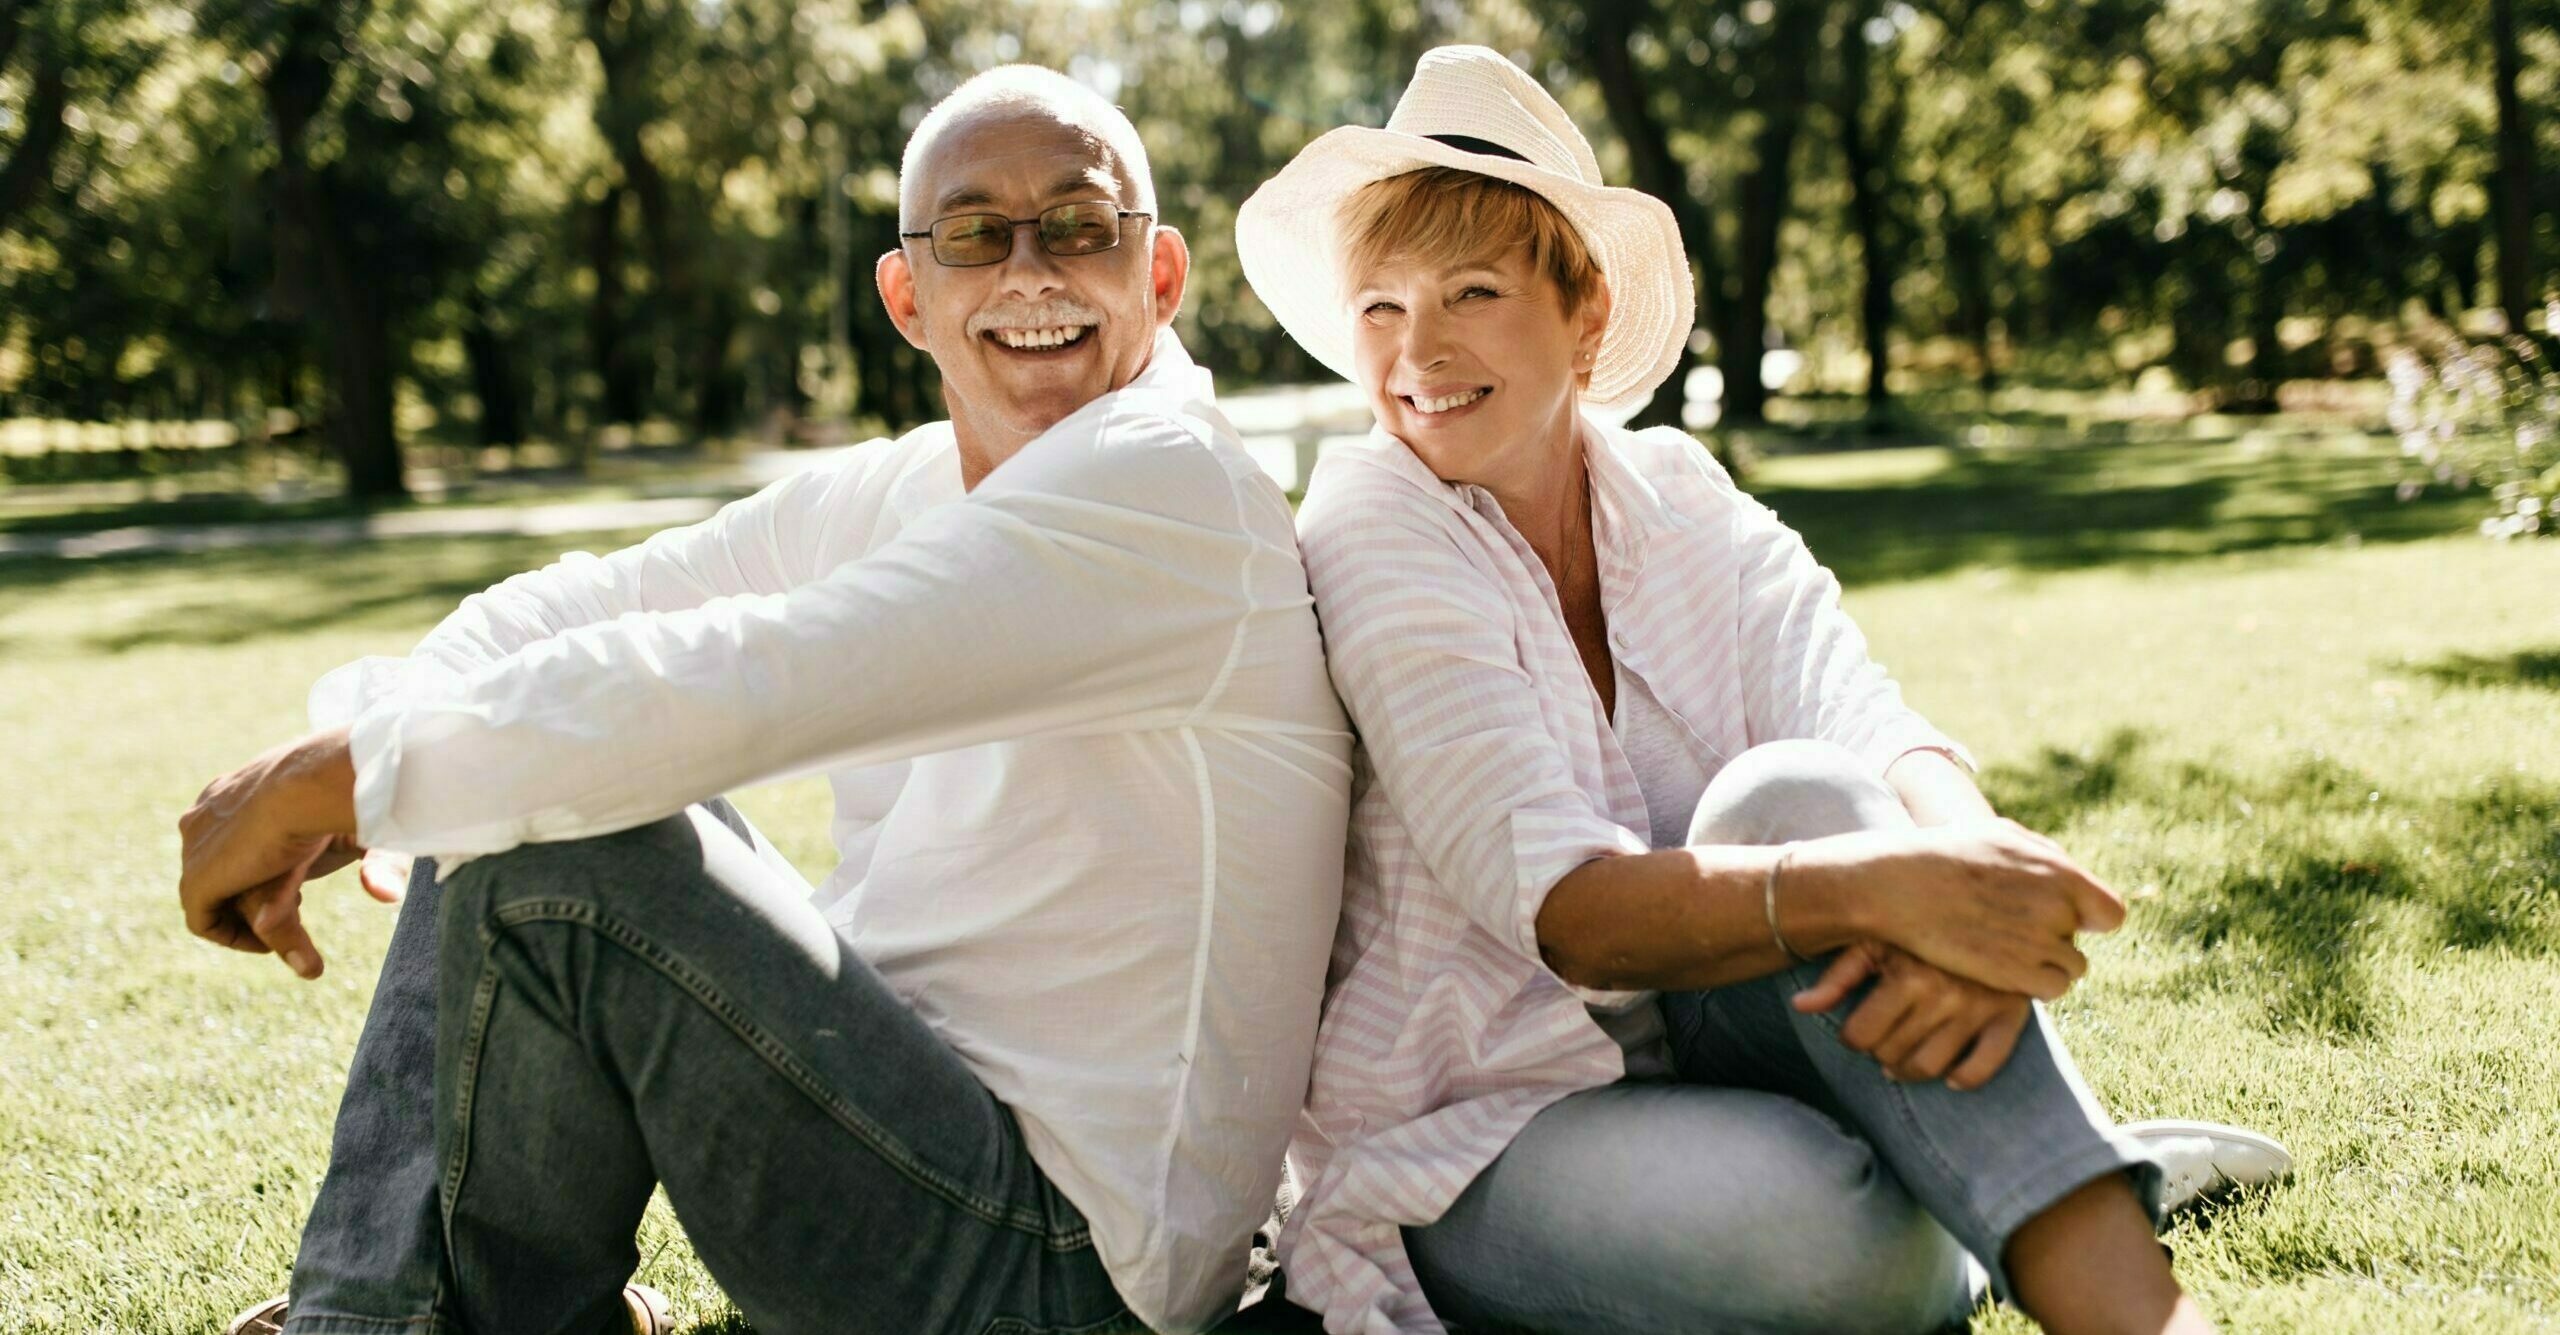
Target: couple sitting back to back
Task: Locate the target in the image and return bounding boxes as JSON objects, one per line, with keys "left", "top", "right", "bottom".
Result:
{"left": 183, "top": 48, "right": 2282, "bottom": 1335}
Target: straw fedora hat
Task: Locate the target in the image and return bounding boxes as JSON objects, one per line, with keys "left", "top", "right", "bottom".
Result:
{"left": 1235, "top": 45, "right": 1694, "bottom": 414}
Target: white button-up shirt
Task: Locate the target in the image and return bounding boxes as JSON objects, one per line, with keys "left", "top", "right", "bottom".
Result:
{"left": 1279, "top": 418, "right": 1968, "bottom": 1335}
{"left": 311, "top": 331, "right": 1353, "bottom": 1334}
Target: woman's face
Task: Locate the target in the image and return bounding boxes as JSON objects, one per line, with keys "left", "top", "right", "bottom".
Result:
{"left": 1346, "top": 244, "right": 1607, "bottom": 489}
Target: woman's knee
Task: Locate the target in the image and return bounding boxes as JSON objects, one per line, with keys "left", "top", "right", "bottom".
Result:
{"left": 1611, "top": 1096, "right": 1965, "bottom": 1331}
{"left": 1705, "top": 1106, "right": 1966, "bottom": 1330}
{"left": 1689, "top": 739, "right": 1904, "bottom": 846}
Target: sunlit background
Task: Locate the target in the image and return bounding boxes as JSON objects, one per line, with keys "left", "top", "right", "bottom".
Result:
{"left": 0, "top": 0, "right": 2552, "bottom": 526}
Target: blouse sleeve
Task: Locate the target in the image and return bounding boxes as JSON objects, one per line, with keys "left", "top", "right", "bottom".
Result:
{"left": 1722, "top": 474, "right": 1974, "bottom": 774}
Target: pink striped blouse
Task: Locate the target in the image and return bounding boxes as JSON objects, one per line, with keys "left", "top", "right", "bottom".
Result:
{"left": 1278, "top": 417, "right": 1969, "bottom": 1335}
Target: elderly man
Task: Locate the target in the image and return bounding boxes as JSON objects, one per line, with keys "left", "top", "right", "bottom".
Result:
{"left": 182, "top": 66, "right": 1349, "bottom": 1335}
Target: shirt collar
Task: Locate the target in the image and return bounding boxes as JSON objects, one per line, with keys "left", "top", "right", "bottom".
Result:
{"left": 889, "top": 328, "right": 1212, "bottom": 522}
{"left": 1342, "top": 410, "right": 1694, "bottom": 545}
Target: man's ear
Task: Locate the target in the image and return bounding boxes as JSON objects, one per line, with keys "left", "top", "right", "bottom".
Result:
{"left": 877, "top": 249, "right": 931, "bottom": 351}
{"left": 1149, "top": 225, "right": 1191, "bottom": 331}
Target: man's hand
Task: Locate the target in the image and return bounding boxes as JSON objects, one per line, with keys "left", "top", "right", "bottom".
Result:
{"left": 1793, "top": 941, "right": 2034, "bottom": 1091}
{"left": 177, "top": 728, "right": 376, "bottom": 980}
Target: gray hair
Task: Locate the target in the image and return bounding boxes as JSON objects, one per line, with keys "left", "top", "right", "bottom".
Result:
{"left": 898, "top": 65, "right": 1158, "bottom": 229}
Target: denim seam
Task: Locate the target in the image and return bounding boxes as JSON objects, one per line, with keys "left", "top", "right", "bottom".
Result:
{"left": 1979, "top": 1139, "right": 2161, "bottom": 1257}
{"left": 437, "top": 957, "right": 502, "bottom": 1291}
{"left": 279, "top": 1313, "right": 453, "bottom": 1335}
{"left": 1867, "top": 1064, "right": 1996, "bottom": 1249}
{"left": 486, "top": 897, "right": 1074, "bottom": 1244}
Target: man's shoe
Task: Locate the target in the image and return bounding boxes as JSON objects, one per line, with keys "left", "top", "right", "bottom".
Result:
{"left": 224, "top": 1297, "right": 288, "bottom": 1335}
{"left": 225, "top": 1285, "right": 676, "bottom": 1335}
{"left": 2121, "top": 1118, "right": 2293, "bottom": 1214}
{"left": 623, "top": 1283, "right": 676, "bottom": 1335}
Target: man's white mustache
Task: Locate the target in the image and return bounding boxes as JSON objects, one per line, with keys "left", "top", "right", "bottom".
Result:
{"left": 967, "top": 300, "right": 1104, "bottom": 336}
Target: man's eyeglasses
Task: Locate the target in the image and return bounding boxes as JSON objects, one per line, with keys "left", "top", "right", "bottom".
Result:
{"left": 899, "top": 202, "right": 1152, "bottom": 268}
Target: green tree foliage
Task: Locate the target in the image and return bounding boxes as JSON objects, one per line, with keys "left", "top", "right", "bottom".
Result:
{"left": 0, "top": 0, "right": 2551, "bottom": 500}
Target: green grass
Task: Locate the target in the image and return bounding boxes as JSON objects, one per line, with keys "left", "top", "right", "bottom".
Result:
{"left": 2, "top": 430, "right": 2555, "bottom": 1331}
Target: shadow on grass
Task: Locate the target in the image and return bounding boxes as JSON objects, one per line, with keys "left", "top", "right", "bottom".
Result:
{"left": 1757, "top": 437, "right": 2481, "bottom": 588}
{"left": 2403, "top": 647, "right": 2560, "bottom": 693}
{"left": 1984, "top": 730, "right": 2559, "bottom": 1040}
{"left": 0, "top": 492, "right": 385, "bottom": 537}
{"left": 0, "top": 529, "right": 668, "bottom": 654}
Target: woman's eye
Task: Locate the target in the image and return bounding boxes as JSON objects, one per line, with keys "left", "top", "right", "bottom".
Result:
{"left": 1457, "top": 286, "right": 1497, "bottom": 301}
{"left": 1362, "top": 301, "right": 1402, "bottom": 316}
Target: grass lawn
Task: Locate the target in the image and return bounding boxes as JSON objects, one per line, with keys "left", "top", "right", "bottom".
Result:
{"left": 2, "top": 427, "right": 2554, "bottom": 1331}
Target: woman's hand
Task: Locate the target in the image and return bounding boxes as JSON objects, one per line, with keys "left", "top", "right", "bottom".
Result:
{"left": 1792, "top": 941, "right": 2034, "bottom": 1091}
{"left": 1793, "top": 819, "right": 2124, "bottom": 1001}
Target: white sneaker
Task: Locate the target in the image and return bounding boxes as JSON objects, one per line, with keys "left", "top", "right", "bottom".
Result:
{"left": 2120, "top": 1118, "right": 2293, "bottom": 1214}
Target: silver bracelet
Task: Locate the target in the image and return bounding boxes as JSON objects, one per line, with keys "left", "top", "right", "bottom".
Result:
{"left": 1764, "top": 843, "right": 1814, "bottom": 964}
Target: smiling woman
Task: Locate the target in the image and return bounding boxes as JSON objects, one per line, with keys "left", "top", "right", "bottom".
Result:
{"left": 1232, "top": 45, "right": 2265, "bottom": 1335}
{"left": 1335, "top": 169, "right": 1611, "bottom": 501}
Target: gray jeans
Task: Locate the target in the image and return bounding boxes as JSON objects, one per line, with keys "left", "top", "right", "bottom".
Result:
{"left": 287, "top": 799, "right": 1130, "bottom": 1335}
{"left": 1403, "top": 740, "right": 2164, "bottom": 1335}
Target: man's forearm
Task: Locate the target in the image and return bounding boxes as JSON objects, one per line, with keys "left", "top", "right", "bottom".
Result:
{"left": 286, "top": 727, "right": 362, "bottom": 837}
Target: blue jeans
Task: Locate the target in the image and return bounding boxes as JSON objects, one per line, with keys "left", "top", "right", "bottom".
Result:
{"left": 1402, "top": 741, "right": 2165, "bottom": 1335}
{"left": 287, "top": 800, "right": 1131, "bottom": 1335}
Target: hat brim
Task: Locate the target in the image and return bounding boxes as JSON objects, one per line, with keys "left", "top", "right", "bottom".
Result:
{"left": 1235, "top": 125, "right": 1695, "bottom": 414}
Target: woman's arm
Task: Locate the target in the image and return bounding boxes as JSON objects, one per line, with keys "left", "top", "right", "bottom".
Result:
{"left": 1534, "top": 819, "right": 2122, "bottom": 999}
{"left": 1887, "top": 746, "right": 1997, "bottom": 826}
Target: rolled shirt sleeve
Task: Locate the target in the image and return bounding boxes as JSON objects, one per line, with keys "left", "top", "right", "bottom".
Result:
{"left": 348, "top": 399, "right": 1254, "bottom": 858}
{"left": 308, "top": 459, "right": 846, "bottom": 732}
{"left": 1298, "top": 483, "right": 1649, "bottom": 995}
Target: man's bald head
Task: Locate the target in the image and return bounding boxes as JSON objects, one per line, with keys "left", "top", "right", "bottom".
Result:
{"left": 898, "top": 65, "right": 1157, "bottom": 230}
{"left": 878, "top": 62, "right": 1187, "bottom": 485}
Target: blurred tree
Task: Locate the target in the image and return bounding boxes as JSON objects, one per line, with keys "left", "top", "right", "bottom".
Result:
{"left": 0, "top": 0, "right": 71, "bottom": 236}
{"left": 3, "top": 0, "right": 2554, "bottom": 497}
{"left": 1569, "top": 0, "right": 1827, "bottom": 430}
{"left": 247, "top": 0, "right": 410, "bottom": 497}
{"left": 2492, "top": 0, "right": 2539, "bottom": 331}
{"left": 1832, "top": 0, "right": 1906, "bottom": 421}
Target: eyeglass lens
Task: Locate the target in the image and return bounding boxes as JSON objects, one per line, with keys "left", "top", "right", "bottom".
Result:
{"left": 929, "top": 203, "right": 1127, "bottom": 267}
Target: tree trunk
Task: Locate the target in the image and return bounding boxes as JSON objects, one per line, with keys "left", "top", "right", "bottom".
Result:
{"left": 1836, "top": 8, "right": 1900, "bottom": 425}
{"left": 464, "top": 294, "right": 528, "bottom": 447}
{"left": 2492, "top": 0, "right": 2538, "bottom": 330}
{"left": 688, "top": 286, "right": 742, "bottom": 440}
{"left": 1575, "top": 0, "right": 1721, "bottom": 432}
{"left": 584, "top": 0, "right": 731, "bottom": 436}
{"left": 587, "top": 184, "right": 646, "bottom": 425}
{"left": 1718, "top": 5, "right": 1823, "bottom": 429}
{"left": 263, "top": 3, "right": 407, "bottom": 502}
{"left": 0, "top": 51, "right": 67, "bottom": 235}
{"left": 2237, "top": 215, "right": 2286, "bottom": 413}
{"left": 1941, "top": 191, "right": 1998, "bottom": 397}
{"left": 1719, "top": 104, "right": 1808, "bottom": 428}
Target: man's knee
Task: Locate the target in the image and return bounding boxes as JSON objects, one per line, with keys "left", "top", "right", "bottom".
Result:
{"left": 1689, "top": 739, "right": 1903, "bottom": 846}
{"left": 447, "top": 812, "right": 706, "bottom": 908}
{"left": 437, "top": 810, "right": 739, "bottom": 974}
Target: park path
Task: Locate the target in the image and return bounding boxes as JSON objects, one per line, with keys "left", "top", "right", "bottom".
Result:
{"left": 0, "top": 383, "right": 1390, "bottom": 562}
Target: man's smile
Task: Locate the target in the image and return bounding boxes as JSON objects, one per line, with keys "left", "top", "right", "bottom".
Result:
{"left": 985, "top": 324, "right": 1097, "bottom": 353}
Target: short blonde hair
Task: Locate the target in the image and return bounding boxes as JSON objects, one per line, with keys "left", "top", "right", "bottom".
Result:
{"left": 1337, "top": 167, "right": 1605, "bottom": 314}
